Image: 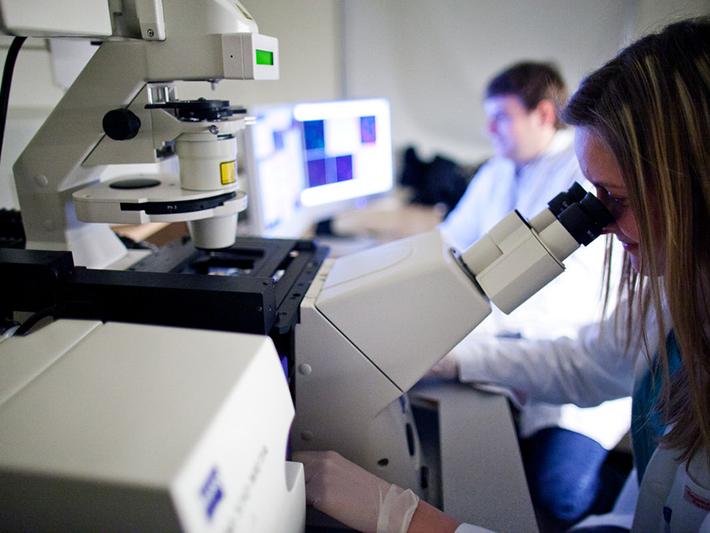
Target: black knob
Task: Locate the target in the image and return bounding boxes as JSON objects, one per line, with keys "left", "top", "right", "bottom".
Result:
{"left": 556, "top": 193, "right": 614, "bottom": 246}
{"left": 547, "top": 182, "right": 588, "bottom": 216}
{"left": 102, "top": 108, "right": 141, "bottom": 140}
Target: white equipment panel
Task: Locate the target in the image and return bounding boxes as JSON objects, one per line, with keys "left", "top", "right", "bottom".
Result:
{"left": 0, "top": 0, "right": 112, "bottom": 36}
{"left": 0, "top": 320, "right": 304, "bottom": 532}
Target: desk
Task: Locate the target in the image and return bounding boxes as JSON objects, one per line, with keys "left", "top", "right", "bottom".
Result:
{"left": 410, "top": 379, "right": 538, "bottom": 533}
{"left": 317, "top": 192, "right": 445, "bottom": 256}
{"left": 332, "top": 192, "right": 446, "bottom": 243}
{"left": 112, "top": 222, "right": 188, "bottom": 247}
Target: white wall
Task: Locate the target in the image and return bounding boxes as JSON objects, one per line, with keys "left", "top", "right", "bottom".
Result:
{"left": 342, "top": 0, "right": 709, "bottom": 165}
{"left": 633, "top": 0, "right": 710, "bottom": 37}
{"left": 1, "top": 0, "right": 707, "bottom": 209}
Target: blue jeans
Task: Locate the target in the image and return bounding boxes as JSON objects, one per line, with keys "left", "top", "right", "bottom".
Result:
{"left": 520, "top": 427, "right": 626, "bottom": 528}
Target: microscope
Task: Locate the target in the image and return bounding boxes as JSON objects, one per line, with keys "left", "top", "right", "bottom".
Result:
{"left": 1, "top": 2, "right": 306, "bottom": 532}
{"left": 292, "top": 182, "right": 613, "bottom": 498}
{"left": 12, "top": 0, "right": 277, "bottom": 267}
{"left": 0, "top": 1, "right": 615, "bottom": 530}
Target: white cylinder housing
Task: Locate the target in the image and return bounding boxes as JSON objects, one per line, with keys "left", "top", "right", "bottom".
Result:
{"left": 177, "top": 133, "right": 238, "bottom": 192}
{"left": 188, "top": 214, "right": 238, "bottom": 250}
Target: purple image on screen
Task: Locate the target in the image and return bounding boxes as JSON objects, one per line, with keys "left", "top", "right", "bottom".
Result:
{"left": 336, "top": 155, "right": 353, "bottom": 182}
{"left": 360, "top": 116, "right": 377, "bottom": 144}
{"left": 307, "top": 158, "right": 327, "bottom": 187}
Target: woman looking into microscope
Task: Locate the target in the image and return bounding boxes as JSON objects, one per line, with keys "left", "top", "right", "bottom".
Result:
{"left": 295, "top": 16, "right": 710, "bottom": 533}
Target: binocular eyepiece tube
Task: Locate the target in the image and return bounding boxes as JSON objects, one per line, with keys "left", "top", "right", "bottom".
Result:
{"left": 458, "top": 182, "right": 614, "bottom": 314}
{"left": 533, "top": 183, "right": 614, "bottom": 263}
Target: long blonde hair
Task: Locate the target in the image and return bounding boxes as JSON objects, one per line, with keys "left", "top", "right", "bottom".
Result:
{"left": 563, "top": 18, "right": 710, "bottom": 462}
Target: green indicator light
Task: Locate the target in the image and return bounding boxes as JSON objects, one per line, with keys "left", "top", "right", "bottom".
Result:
{"left": 255, "top": 49, "right": 274, "bottom": 66}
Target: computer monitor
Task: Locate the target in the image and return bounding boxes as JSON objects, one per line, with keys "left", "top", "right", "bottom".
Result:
{"left": 241, "top": 98, "right": 394, "bottom": 238}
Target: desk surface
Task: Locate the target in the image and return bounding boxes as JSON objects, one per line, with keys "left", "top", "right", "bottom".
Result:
{"left": 317, "top": 193, "right": 445, "bottom": 256}
{"left": 333, "top": 193, "right": 445, "bottom": 242}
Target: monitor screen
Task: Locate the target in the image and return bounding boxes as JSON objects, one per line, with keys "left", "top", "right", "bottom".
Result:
{"left": 241, "top": 98, "right": 394, "bottom": 237}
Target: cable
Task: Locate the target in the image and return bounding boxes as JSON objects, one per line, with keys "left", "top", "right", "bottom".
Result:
{"left": 0, "top": 36, "right": 27, "bottom": 165}
{"left": 14, "top": 305, "right": 61, "bottom": 336}
{"left": 1, "top": 320, "right": 21, "bottom": 338}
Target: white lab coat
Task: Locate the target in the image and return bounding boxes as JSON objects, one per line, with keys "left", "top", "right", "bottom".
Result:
{"left": 453, "top": 296, "right": 646, "bottom": 414}
{"left": 453, "top": 301, "right": 710, "bottom": 531}
{"left": 441, "top": 130, "right": 583, "bottom": 246}
{"left": 633, "top": 445, "right": 710, "bottom": 532}
{"left": 440, "top": 129, "right": 630, "bottom": 449}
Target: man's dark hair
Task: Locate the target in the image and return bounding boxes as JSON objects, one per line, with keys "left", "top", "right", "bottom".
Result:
{"left": 486, "top": 61, "right": 568, "bottom": 128}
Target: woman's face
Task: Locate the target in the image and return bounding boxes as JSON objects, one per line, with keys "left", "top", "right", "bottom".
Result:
{"left": 574, "top": 127, "right": 642, "bottom": 271}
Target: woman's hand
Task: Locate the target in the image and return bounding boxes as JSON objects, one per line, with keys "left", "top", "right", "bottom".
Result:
{"left": 427, "top": 351, "right": 460, "bottom": 380}
{"left": 293, "top": 450, "right": 420, "bottom": 533}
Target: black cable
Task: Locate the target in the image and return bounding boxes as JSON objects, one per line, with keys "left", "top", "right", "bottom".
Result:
{"left": 0, "top": 36, "right": 27, "bottom": 165}
{"left": 1, "top": 319, "right": 20, "bottom": 336}
{"left": 14, "top": 305, "right": 61, "bottom": 336}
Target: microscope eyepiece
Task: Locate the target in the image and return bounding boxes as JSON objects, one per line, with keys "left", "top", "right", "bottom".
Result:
{"left": 556, "top": 192, "right": 614, "bottom": 246}
{"left": 547, "top": 182, "right": 587, "bottom": 216}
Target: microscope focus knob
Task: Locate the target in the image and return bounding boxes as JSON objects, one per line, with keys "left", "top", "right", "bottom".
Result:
{"left": 102, "top": 108, "right": 141, "bottom": 140}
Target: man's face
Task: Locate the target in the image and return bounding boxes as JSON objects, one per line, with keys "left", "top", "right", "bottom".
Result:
{"left": 483, "top": 94, "right": 549, "bottom": 165}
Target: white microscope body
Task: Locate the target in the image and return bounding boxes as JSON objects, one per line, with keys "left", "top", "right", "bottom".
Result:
{"left": 1, "top": 2, "right": 305, "bottom": 531}
{"left": 10, "top": 0, "right": 278, "bottom": 268}
{"left": 293, "top": 186, "right": 612, "bottom": 495}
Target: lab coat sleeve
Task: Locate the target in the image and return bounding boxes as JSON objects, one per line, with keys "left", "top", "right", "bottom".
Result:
{"left": 453, "top": 302, "right": 640, "bottom": 407}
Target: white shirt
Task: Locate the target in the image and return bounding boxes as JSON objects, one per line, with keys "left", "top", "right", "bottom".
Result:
{"left": 439, "top": 129, "right": 631, "bottom": 448}
{"left": 441, "top": 130, "right": 582, "bottom": 250}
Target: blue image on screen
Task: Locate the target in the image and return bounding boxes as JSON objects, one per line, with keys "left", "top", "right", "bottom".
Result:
{"left": 307, "top": 158, "right": 327, "bottom": 187}
{"left": 303, "top": 120, "right": 325, "bottom": 150}
{"left": 360, "top": 116, "right": 377, "bottom": 144}
{"left": 336, "top": 155, "right": 353, "bottom": 182}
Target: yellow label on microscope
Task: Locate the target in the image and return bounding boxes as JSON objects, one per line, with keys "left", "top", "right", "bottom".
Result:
{"left": 220, "top": 160, "right": 236, "bottom": 185}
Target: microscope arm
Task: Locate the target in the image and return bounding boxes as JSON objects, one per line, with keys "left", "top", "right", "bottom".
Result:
{"left": 315, "top": 186, "right": 607, "bottom": 394}
{"left": 11, "top": 0, "right": 278, "bottom": 267}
